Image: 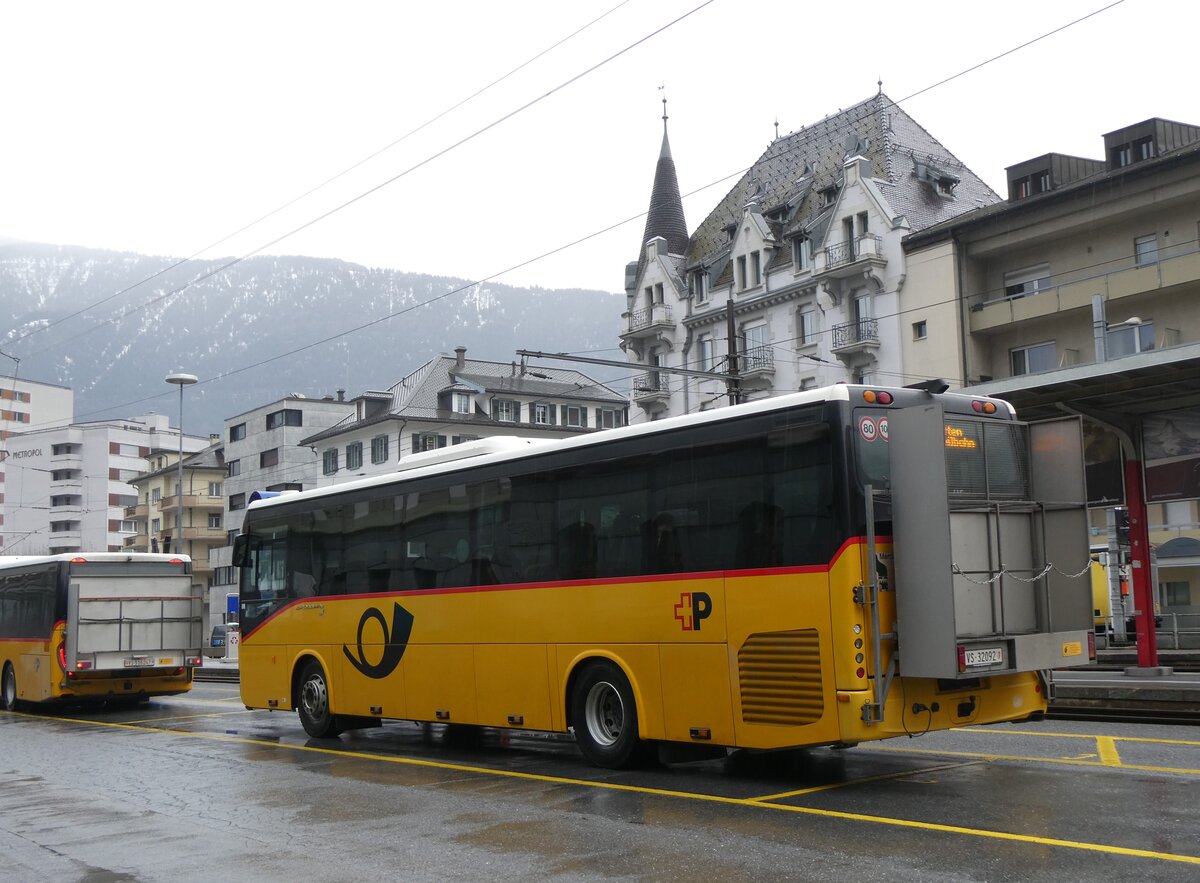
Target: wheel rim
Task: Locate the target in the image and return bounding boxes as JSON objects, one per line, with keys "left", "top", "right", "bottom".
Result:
{"left": 3, "top": 669, "right": 13, "bottom": 708}
{"left": 301, "top": 674, "right": 328, "bottom": 721}
{"left": 584, "top": 680, "right": 624, "bottom": 747}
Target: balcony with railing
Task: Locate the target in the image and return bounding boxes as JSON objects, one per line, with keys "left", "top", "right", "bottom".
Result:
{"left": 179, "top": 525, "right": 226, "bottom": 543}
{"left": 831, "top": 318, "right": 881, "bottom": 357}
{"left": 967, "top": 239, "right": 1200, "bottom": 334}
{"left": 623, "top": 303, "right": 674, "bottom": 339}
{"left": 632, "top": 372, "right": 671, "bottom": 411}
{"left": 160, "top": 494, "right": 225, "bottom": 514}
{"left": 813, "top": 233, "right": 886, "bottom": 280}
{"left": 736, "top": 345, "right": 775, "bottom": 389}
{"left": 125, "top": 502, "right": 148, "bottom": 519}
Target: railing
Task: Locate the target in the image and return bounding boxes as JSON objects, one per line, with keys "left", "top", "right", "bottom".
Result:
{"left": 832, "top": 318, "right": 880, "bottom": 349}
{"left": 1098, "top": 612, "right": 1200, "bottom": 650}
{"left": 632, "top": 373, "right": 671, "bottom": 395}
{"left": 822, "top": 233, "right": 882, "bottom": 270}
{"left": 739, "top": 345, "right": 774, "bottom": 372}
{"left": 627, "top": 303, "right": 672, "bottom": 333}
{"left": 967, "top": 236, "right": 1200, "bottom": 311}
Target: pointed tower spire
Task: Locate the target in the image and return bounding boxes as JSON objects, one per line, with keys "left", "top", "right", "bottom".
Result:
{"left": 639, "top": 91, "right": 688, "bottom": 256}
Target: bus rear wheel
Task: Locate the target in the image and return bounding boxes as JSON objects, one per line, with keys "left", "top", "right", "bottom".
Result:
{"left": 296, "top": 660, "right": 341, "bottom": 739}
{"left": 3, "top": 663, "right": 21, "bottom": 712}
{"left": 571, "top": 660, "right": 645, "bottom": 769}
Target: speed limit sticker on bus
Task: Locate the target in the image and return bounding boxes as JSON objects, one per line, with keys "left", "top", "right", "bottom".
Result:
{"left": 859, "top": 416, "right": 878, "bottom": 442}
{"left": 878, "top": 417, "right": 889, "bottom": 441}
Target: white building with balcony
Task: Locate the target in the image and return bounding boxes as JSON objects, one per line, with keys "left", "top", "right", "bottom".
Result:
{"left": 621, "top": 93, "right": 999, "bottom": 419}
{"left": 300, "top": 347, "right": 628, "bottom": 486}
{"left": 1, "top": 413, "right": 207, "bottom": 556}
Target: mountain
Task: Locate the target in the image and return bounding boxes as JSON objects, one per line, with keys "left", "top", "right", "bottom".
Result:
{"left": 0, "top": 244, "right": 627, "bottom": 434}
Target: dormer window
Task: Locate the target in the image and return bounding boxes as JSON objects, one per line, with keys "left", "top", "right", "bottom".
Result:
{"left": 915, "top": 156, "right": 960, "bottom": 198}
{"left": 819, "top": 185, "right": 838, "bottom": 207}
{"left": 691, "top": 269, "right": 708, "bottom": 303}
{"left": 452, "top": 392, "right": 472, "bottom": 414}
{"left": 792, "top": 236, "right": 810, "bottom": 272}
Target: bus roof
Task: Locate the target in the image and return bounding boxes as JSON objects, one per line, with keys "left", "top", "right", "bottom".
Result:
{"left": 245, "top": 383, "right": 1014, "bottom": 517}
{"left": 0, "top": 553, "right": 193, "bottom": 570}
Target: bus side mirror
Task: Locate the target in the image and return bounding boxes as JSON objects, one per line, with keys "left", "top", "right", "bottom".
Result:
{"left": 231, "top": 534, "right": 249, "bottom": 568}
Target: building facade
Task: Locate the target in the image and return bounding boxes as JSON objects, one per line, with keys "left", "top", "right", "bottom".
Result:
{"left": 621, "top": 94, "right": 999, "bottom": 420}
{"left": 208, "top": 393, "right": 357, "bottom": 604}
{"left": 125, "top": 443, "right": 228, "bottom": 634}
{"left": 903, "top": 116, "right": 1200, "bottom": 624}
{"left": 0, "top": 375, "right": 75, "bottom": 551}
{"left": 2, "top": 413, "right": 207, "bottom": 556}
{"left": 301, "top": 347, "right": 629, "bottom": 485}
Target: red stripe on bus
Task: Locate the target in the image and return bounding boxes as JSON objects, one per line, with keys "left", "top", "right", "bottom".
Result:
{"left": 240, "top": 536, "right": 882, "bottom": 642}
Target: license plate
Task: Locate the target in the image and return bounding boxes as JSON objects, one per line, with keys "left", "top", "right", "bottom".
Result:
{"left": 124, "top": 657, "right": 154, "bottom": 668}
{"left": 964, "top": 647, "right": 1003, "bottom": 667}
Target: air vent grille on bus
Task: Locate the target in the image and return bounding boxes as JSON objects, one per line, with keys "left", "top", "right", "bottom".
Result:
{"left": 737, "top": 629, "right": 823, "bottom": 725}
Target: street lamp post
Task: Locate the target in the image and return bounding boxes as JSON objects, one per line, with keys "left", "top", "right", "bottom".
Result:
{"left": 165, "top": 372, "right": 197, "bottom": 554}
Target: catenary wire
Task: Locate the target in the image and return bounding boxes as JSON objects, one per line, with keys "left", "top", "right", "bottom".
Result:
{"left": 6, "top": 1, "right": 636, "bottom": 348}
{"left": 41, "top": 0, "right": 1126, "bottom": 422}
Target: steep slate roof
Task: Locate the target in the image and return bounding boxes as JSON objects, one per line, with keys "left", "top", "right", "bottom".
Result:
{"left": 640, "top": 119, "right": 689, "bottom": 256}
{"left": 687, "top": 92, "right": 1000, "bottom": 271}
{"left": 301, "top": 354, "right": 625, "bottom": 445}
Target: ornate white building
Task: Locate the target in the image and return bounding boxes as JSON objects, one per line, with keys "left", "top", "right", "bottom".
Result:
{"left": 621, "top": 93, "right": 999, "bottom": 419}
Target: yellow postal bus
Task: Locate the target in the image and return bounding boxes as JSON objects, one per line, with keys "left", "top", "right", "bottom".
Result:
{"left": 234, "top": 384, "right": 1094, "bottom": 767}
{"left": 1, "top": 553, "right": 202, "bottom": 710}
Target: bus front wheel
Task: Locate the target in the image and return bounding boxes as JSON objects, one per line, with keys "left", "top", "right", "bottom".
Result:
{"left": 2, "top": 663, "right": 21, "bottom": 712}
{"left": 570, "top": 660, "right": 644, "bottom": 769}
{"left": 296, "top": 660, "right": 341, "bottom": 739}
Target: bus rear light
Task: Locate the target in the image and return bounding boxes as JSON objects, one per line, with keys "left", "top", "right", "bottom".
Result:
{"left": 971, "top": 400, "right": 998, "bottom": 414}
{"left": 1087, "top": 631, "right": 1096, "bottom": 660}
{"left": 876, "top": 391, "right": 893, "bottom": 405}
{"left": 168, "top": 558, "right": 185, "bottom": 566}
{"left": 70, "top": 556, "right": 89, "bottom": 564}
{"left": 57, "top": 642, "right": 67, "bottom": 671}
{"left": 855, "top": 667, "right": 865, "bottom": 679}
{"left": 956, "top": 644, "right": 967, "bottom": 673}
{"left": 861, "top": 390, "right": 894, "bottom": 405}
{"left": 75, "top": 661, "right": 92, "bottom": 670}
{"left": 689, "top": 727, "right": 712, "bottom": 740}
{"left": 185, "top": 656, "right": 202, "bottom": 667}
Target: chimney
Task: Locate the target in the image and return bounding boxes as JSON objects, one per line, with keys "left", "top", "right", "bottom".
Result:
{"left": 455, "top": 346, "right": 467, "bottom": 370}
{"left": 337, "top": 388, "right": 346, "bottom": 402}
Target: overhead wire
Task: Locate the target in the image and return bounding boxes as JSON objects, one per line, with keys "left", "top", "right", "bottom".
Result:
{"left": 22, "top": 0, "right": 1126, "bottom": 424}
{"left": 13, "top": 0, "right": 717, "bottom": 365}
{"left": 5, "top": 1, "right": 637, "bottom": 349}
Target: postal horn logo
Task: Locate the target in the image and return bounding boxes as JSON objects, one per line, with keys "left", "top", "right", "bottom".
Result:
{"left": 342, "top": 602, "right": 414, "bottom": 679}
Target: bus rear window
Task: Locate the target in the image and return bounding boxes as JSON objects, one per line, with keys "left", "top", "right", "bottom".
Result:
{"left": 855, "top": 410, "right": 1031, "bottom": 500}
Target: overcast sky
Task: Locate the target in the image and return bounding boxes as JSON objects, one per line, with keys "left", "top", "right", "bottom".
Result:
{"left": 2, "top": 0, "right": 1191, "bottom": 296}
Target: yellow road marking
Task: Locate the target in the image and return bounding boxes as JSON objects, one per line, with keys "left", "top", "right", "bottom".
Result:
{"left": 873, "top": 744, "right": 1196, "bottom": 776}
{"left": 4, "top": 708, "right": 1199, "bottom": 867}
{"left": 966, "top": 728, "right": 1200, "bottom": 747}
{"left": 122, "top": 710, "right": 255, "bottom": 725}
{"left": 755, "top": 760, "right": 985, "bottom": 800}
{"left": 1096, "top": 736, "right": 1122, "bottom": 766}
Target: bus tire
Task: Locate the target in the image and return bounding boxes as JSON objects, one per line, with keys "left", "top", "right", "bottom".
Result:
{"left": 570, "top": 660, "right": 644, "bottom": 769}
{"left": 2, "top": 663, "right": 21, "bottom": 712}
{"left": 296, "top": 660, "right": 341, "bottom": 739}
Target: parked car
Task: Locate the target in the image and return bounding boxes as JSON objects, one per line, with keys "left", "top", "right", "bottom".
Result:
{"left": 206, "top": 623, "right": 238, "bottom": 656}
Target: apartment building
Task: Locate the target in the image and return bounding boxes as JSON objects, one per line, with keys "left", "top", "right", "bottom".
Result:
{"left": 2, "top": 413, "right": 207, "bottom": 555}
{"left": 0, "top": 375, "right": 74, "bottom": 550}
{"left": 904, "top": 116, "right": 1200, "bottom": 618}
{"left": 126, "top": 442, "right": 227, "bottom": 633}
{"left": 301, "top": 347, "right": 628, "bottom": 485}
{"left": 620, "top": 93, "right": 999, "bottom": 420}
{"left": 208, "top": 393, "right": 356, "bottom": 604}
